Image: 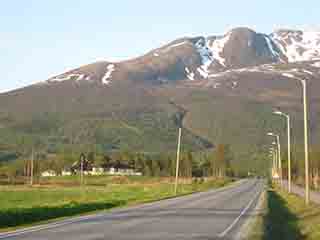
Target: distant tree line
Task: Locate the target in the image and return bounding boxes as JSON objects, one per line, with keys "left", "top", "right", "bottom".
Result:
{"left": 2, "top": 139, "right": 320, "bottom": 189}
{"left": 280, "top": 147, "right": 320, "bottom": 190}
{"left": 0, "top": 144, "right": 236, "bottom": 183}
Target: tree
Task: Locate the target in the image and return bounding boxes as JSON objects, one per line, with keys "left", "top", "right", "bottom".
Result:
{"left": 224, "top": 145, "right": 234, "bottom": 177}
{"left": 216, "top": 144, "right": 225, "bottom": 178}
{"left": 310, "top": 149, "right": 320, "bottom": 189}
{"left": 96, "top": 154, "right": 111, "bottom": 168}
{"left": 1, "top": 158, "right": 25, "bottom": 184}
{"left": 181, "top": 151, "right": 193, "bottom": 177}
{"left": 210, "top": 144, "right": 234, "bottom": 178}
{"left": 87, "top": 151, "right": 95, "bottom": 164}
{"left": 151, "top": 159, "right": 161, "bottom": 177}
{"left": 134, "top": 153, "right": 146, "bottom": 173}
{"left": 158, "top": 154, "right": 172, "bottom": 177}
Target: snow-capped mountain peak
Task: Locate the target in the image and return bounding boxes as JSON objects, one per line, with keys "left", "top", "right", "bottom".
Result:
{"left": 271, "top": 29, "right": 320, "bottom": 62}
{"left": 206, "top": 33, "right": 231, "bottom": 67}
{"left": 41, "top": 27, "right": 320, "bottom": 87}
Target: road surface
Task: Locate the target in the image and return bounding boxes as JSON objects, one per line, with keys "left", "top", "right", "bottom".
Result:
{"left": 0, "top": 179, "right": 265, "bottom": 240}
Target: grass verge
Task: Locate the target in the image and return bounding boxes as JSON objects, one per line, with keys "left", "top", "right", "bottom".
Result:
{"left": 248, "top": 184, "right": 320, "bottom": 240}
{"left": 0, "top": 176, "right": 231, "bottom": 231}
{"left": 244, "top": 191, "right": 266, "bottom": 240}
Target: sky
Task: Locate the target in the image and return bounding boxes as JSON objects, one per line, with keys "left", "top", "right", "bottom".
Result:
{"left": 1, "top": 0, "right": 319, "bottom": 93}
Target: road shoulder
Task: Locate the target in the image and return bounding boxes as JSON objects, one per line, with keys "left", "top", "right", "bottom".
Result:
{"left": 236, "top": 188, "right": 267, "bottom": 240}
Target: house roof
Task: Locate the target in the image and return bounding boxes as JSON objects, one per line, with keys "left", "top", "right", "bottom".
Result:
{"left": 104, "top": 162, "right": 134, "bottom": 169}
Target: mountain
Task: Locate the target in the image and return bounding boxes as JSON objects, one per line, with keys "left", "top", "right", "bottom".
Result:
{"left": 29, "top": 27, "right": 320, "bottom": 86}
{"left": 1, "top": 27, "right": 320, "bottom": 174}
{"left": 271, "top": 29, "right": 320, "bottom": 62}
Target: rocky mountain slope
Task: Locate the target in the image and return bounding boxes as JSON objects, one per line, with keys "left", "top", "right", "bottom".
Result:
{"left": 36, "top": 27, "right": 320, "bottom": 86}
{"left": 1, "top": 27, "right": 320, "bottom": 173}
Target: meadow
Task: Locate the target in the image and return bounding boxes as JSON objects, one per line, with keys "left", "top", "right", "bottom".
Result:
{"left": 0, "top": 175, "right": 231, "bottom": 230}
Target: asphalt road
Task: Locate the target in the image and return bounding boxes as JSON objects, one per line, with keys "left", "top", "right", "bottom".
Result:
{"left": 0, "top": 179, "right": 265, "bottom": 240}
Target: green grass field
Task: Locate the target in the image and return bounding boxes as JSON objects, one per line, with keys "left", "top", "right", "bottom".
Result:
{"left": 0, "top": 176, "right": 231, "bottom": 230}
{"left": 249, "top": 185, "right": 320, "bottom": 240}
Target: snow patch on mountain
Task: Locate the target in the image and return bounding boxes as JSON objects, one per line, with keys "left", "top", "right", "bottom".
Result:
{"left": 205, "top": 60, "right": 319, "bottom": 83}
{"left": 195, "top": 38, "right": 213, "bottom": 79}
{"left": 271, "top": 30, "right": 320, "bottom": 62}
{"left": 76, "top": 75, "right": 85, "bottom": 81}
{"left": 208, "top": 72, "right": 229, "bottom": 78}
{"left": 301, "top": 69, "right": 313, "bottom": 75}
{"left": 101, "top": 64, "right": 115, "bottom": 85}
{"left": 185, "top": 67, "right": 195, "bottom": 81}
{"left": 264, "top": 35, "right": 281, "bottom": 59}
{"left": 312, "top": 61, "right": 320, "bottom": 67}
{"left": 207, "top": 33, "right": 230, "bottom": 67}
{"left": 282, "top": 73, "right": 296, "bottom": 79}
{"left": 207, "top": 66, "right": 266, "bottom": 78}
{"left": 193, "top": 33, "right": 232, "bottom": 79}
{"left": 197, "top": 67, "right": 209, "bottom": 78}
{"left": 50, "top": 74, "right": 85, "bottom": 82}
{"left": 213, "top": 82, "right": 221, "bottom": 89}
{"left": 232, "top": 81, "right": 238, "bottom": 89}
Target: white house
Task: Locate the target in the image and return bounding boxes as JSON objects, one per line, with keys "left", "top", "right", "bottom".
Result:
{"left": 107, "top": 167, "right": 142, "bottom": 176}
{"left": 41, "top": 170, "right": 57, "bottom": 177}
{"left": 90, "top": 167, "right": 105, "bottom": 175}
{"left": 62, "top": 170, "right": 72, "bottom": 176}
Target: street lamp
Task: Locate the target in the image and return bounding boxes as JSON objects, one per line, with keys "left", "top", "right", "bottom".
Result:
{"left": 271, "top": 142, "right": 277, "bottom": 164}
{"left": 271, "top": 142, "right": 279, "bottom": 179}
{"left": 271, "top": 142, "right": 278, "bottom": 169}
{"left": 269, "top": 147, "right": 276, "bottom": 176}
{"left": 274, "top": 110, "right": 292, "bottom": 193}
{"left": 282, "top": 73, "right": 310, "bottom": 205}
{"left": 268, "top": 132, "right": 282, "bottom": 185}
{"left": 174, "top": 128, "right": 182, "bottom": 195}
{"left": 268, "top": 151, "right": 274, "bottom": 177}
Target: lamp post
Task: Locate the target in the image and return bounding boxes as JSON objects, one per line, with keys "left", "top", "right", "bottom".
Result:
{"left": 174, "top": 128, "right": 182, "bottom": 195}
{"left": 268, "top": 151, "right": 274, "bottom": 178}
{"left": 268, "top": 132, "right": 282, "bottom": 185}
{"left": 301, "top": 79, "right": 310, "bottom": 205}
{"left": 271, "top": 142, "right": 279, "bottom": 180}
{"left": 274, "top": 110, "right": 292, "bottom": 193}
{"left": 282, "top": 73, "right": 310, "bottom": 204}
{"left": 79, "top": 153, "right": 86, "bottom": 186}
{"left": 269, "top": 147, "right": 276, "bottom": 177}
{"left": 30, "top": 147, "right": 34, "bottom": 186}
{"left": 269, "top": 148, "right": 275, "bottom": 178}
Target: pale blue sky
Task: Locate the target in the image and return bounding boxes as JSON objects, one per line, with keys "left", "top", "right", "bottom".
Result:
{"left": 1, "top": 0, "right": 319, "bottom": 92}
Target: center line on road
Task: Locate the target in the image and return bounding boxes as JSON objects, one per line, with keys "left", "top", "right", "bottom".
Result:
{"left": 217, "top": 187, "right": 262, "bottom": 238}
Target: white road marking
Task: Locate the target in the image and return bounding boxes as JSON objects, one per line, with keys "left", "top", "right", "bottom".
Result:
{"left": 218, "top": 187, "right": 262, "bottom": 238}
{"left": 0, "top": 214, "right": 105, "bottom": 239}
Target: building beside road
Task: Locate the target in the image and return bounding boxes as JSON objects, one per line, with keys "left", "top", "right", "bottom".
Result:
{"left": 41, "top": 161, "right": 142, "bottom": 177}
{"left": 41, "top": 170, "right": 57, "bottom": 177}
